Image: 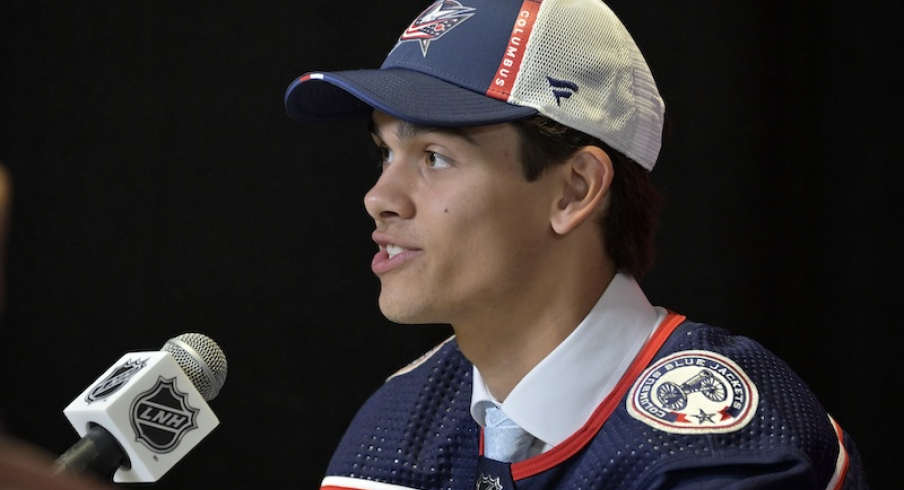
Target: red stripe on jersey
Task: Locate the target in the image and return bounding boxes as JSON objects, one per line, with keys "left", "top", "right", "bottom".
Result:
{"left": 485, "top": 0, "right": 544, "bottom": 102}
{"left": 322, "top": 478, "right": 416, "bottom": 490}
{"left": 827, "top": 417, "right": 850, "bottom": 490}
{"left": 511, "top": 312, "right": 687, "bottom": 480}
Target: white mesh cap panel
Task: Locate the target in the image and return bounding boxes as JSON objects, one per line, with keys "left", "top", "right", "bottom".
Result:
{"left": 509, "top": 0, "right": 664, "bottom": 170}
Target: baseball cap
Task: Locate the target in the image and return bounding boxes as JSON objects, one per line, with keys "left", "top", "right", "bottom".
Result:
{"left": 284, "top": 0, "right": 664, "bottom": 170}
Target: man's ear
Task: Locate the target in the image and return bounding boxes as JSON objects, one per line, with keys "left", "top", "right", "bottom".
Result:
{"left": 550, "top": 146, "right": 613, "bottom": 235}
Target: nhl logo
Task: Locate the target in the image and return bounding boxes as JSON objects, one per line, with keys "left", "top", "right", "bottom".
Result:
{"left": 129, "top": 377, "right": 199, "bottom": 453}
{"left": 476, "top": 474, "right": 503, "bottom": 490}
{"left": 86, "top": 358, "right": 148, "bottom": 403}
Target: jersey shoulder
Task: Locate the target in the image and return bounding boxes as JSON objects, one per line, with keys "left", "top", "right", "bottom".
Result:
{"left": 324, "top": 337, "right": 478, "bottom": 490}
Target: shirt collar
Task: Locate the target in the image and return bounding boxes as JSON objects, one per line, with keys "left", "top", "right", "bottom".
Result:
{"left": 470, "top": 272, "right": 665, "bottom": 447}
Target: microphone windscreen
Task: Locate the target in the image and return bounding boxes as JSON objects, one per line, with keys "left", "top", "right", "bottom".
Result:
{"left": 162, "top": 333, "right": 227, "bottom": 402}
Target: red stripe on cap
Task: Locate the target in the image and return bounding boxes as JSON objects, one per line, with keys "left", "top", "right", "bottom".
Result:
{"left": 486, "top": 0, "right": 543, "bottom": 102}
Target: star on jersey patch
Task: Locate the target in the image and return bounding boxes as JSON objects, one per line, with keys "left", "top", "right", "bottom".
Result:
{"left": 626, "top": 350, "right": 759, "bottom": 434}
{"left": 399, "top": 0, "right": 477, "bottom": 56}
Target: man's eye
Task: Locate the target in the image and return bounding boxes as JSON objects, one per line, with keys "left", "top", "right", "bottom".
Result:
{"left": 426, "top": 151, "right": 452, "bottom": 169}
{"left": 378, "top": 146, "right": 394, "bottom": 165}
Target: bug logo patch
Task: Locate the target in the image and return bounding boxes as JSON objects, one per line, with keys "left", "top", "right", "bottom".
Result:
{"left": 627, "top": 350, "right": 758, "bottom": 434}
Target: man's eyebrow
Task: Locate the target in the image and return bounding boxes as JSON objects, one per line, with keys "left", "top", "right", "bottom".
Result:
{"left": 369, "top": 118, "right": 480, "bottom": 146}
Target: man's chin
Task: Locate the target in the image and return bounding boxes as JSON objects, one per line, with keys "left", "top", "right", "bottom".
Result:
{"left": 378, "top": 297, "right": 440, "bottom": 325}
{"left": 380, "top": 309, "right": 429, "bottom": 325}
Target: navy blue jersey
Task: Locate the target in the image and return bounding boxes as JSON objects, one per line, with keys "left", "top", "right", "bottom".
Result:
{"left": 321, "top": 314, "right": 868, "bottom": 490}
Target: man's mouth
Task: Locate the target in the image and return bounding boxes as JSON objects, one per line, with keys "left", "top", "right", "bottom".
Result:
{"left": 385, "top": 244, "right": 408, "bottom": 259}
{"left": 372, "top": 240, "right": 420, "bottom": 274}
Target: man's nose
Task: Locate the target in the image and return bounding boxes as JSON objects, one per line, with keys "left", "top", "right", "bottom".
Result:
{"left": 364, "top": 163, "right": 415, "bottom": 222}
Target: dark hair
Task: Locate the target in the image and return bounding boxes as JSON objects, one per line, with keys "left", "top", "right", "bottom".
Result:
{"left": 511, "top": 115, "right": 662, "bottom": 278}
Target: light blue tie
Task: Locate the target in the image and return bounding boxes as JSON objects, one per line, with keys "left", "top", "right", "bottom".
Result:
{"left": 484, "top": 406, "right": 532, "bottom": 463}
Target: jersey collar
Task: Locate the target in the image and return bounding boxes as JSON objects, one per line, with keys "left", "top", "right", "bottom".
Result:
{"left": 471, "top": 272, "right": 665, "bottom": 448}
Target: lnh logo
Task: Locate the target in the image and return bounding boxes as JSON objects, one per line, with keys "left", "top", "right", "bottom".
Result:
{"left": 137, "top": 404, "right": 190, "bottom": 428}
{"left": 129, "top": 377, "right": 199, "bottom": 453}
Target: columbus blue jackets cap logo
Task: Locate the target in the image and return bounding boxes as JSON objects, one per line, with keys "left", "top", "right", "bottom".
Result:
{"left": 399, "top": 0, "right": 476, "bottom": 56}
{"left": 627, "top": 350, "right": 759, "bottom": 434}
{"left": 85, "top": 358, "right": 148, "bottom": 403}
{"left": 129, "top": 377, "right": 199, "bottom": 453}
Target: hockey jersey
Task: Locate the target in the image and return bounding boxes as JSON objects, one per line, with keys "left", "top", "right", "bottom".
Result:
{"left": 320, "top": 314, "right": 868, "bottom": 490}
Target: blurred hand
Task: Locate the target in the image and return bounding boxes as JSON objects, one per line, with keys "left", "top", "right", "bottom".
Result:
{"left": 0, "top": 437, "right": 115, "bottom": 490}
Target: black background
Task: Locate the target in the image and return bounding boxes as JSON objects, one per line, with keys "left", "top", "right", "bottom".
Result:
{"left": 0, "top": 0, "right": 899, "bottom": 488}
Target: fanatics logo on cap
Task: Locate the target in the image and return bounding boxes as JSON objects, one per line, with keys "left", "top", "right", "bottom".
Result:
{"left": 399, "top": 0, "right": 476, "bottom": 56}
{"left": 547, "top": 77, "right": 578, "bottom": 106}
{"left": 626, "top": 350, "right": 759, "bottom": 434}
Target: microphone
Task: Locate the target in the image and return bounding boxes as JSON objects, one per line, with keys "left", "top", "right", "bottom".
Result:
{"left": 56, "top": 333, "right": 227, "bottom": 483}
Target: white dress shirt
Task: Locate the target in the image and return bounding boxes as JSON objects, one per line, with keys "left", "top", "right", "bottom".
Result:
{"left": 471, "top": 272, "right": 667, "bottom": 455}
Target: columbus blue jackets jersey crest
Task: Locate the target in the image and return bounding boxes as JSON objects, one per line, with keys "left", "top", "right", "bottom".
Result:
{"left": 626, "top": 350, "right": 759, "bottom": 434}
{"left": 320, "top": 314, "right": 868, "bottom": 490}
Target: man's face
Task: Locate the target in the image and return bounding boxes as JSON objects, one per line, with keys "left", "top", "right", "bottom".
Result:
{"left": 365, "top": 111, "right": 560, "bottom": 326}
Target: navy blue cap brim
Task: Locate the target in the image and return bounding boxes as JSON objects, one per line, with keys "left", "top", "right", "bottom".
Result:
{"left": 284, "top": 68, "right": 538, "bottom": 127}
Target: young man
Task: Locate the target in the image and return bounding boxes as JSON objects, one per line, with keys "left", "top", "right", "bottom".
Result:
{"left": 285, "top": 0, "right": 868, "bottom": 489}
